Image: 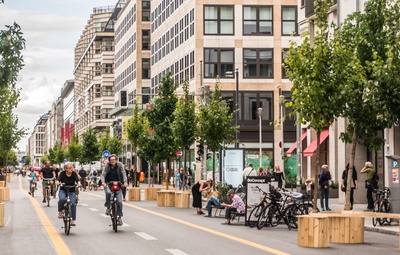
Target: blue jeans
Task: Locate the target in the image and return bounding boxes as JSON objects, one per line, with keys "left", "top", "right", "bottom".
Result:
{"left": 104, "top": 186, "right": 123, "bottom": 217}
{"left": 319, "top": 187, "right": 330, "bottom": 209}
{"left": 206, "top": 196, "right": 221, "bottom": 215}
{"left": 58, "top": 189, "right": 77, "bottom": 220}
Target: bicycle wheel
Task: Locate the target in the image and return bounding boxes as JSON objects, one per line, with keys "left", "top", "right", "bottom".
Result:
{"left": 379, "top": 201, "right": 391, "bottom": 226}
{"left": 31, "top": 185, "right": 35, "bottom": 197}
{"left": 299, "top": 203, "right": 317, "bottom": 215}
{"left": 256, "top": 206, "right": 270, "bottom": 230}
{"left": 248, "top": 204, "right": 263, "bottom": 228}
{"left": 285, "top": 204, "right": 300, "bottom": 230}
{"left": 94, "top": 185, "right": 98, "bottom": 191}
{"left": 89, "top": 184, "right": 93, "bottom": 191}
{"left": 64, "top": 203, "right": 71, "bottom": 235}
{"left": 112, "top": 202, "right": 118, "bottom": 232}
{"left": 267, "top": 204, "right": 280, "bottom": 227}
{"left": 47, "top": 189, "right": 50, "bottom": 207}
{"left": 372, "top": 201, "right": 381, "bottom": 227}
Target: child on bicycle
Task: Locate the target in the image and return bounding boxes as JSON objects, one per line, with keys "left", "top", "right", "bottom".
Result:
{"left": 56, "top": 162, "right": 81, "bottom": 226}
{"left": 28, "top": 171, "right": 37, "bottom": 195}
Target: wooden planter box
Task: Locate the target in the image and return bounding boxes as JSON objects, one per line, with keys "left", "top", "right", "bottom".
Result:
{"left": 128, "top": 187, "right": 141, "bottom": 201}
{"left": 0, "top": 181, "right": 5, "bottom": 187}
{"left": 175, "top": 191, "right": 190, "bottom": 208}
{"left": 144, "top": 187, "right": 161, "bottom": 200}
{"left": 297, "top": 215, "right": 330, "bottom": 248}
{"left": 0, "top": 202, "right": 4, "bottom": 227}
{"left": 330, "top": 216, "right": 364, "bottom": 243}
{"left": 0, "top": 187, "right": 10, "bottom": 201}
{"left": 157, "top": 190, "right": 176, "bottom": 207}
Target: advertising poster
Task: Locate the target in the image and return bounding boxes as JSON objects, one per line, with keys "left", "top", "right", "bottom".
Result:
{"left": 392, "top": 168, "right": 399, "bottom": 184}
{"left": 223, "top": 149, "right": 244, "bottom": 187}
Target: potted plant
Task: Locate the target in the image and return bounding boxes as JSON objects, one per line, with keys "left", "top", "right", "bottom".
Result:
{"left": 216, "top": 181, "right": 232, "bottom": 203}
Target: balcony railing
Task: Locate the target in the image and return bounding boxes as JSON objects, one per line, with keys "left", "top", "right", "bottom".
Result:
{"left": 305, "top": 0, "right": 337, "bottom": 18}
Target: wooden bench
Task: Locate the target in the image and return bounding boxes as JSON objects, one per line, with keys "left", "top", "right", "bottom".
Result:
{"left": 298, "top": 211, "right": 400, "bottom": 248}
{"left": 174, "top": 191, "right": 190, "bottom": 208}
{"left": 144, "top": 187, "right": 161, "bottom": 200}
{"left": 157, "top": 190, "right": 176, "bottom": 207}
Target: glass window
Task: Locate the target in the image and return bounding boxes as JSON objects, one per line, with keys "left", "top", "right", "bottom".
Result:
{"left": 282, "top": 6, "right": 297, "bottom": 35}
{"left": 204, "top": 48, "right": 234, "bottom": 78}
{"left": 243, "top": 92, "right": 273, "bottom": 121}
{"left": 142, "top": 58, "right": 150, "bottom": 79}
{"left": 243, "top": 49, "right": 273, "bottom": 78}
{"left": 204, "top": 6, "right": 234, "bottom": 35}
{"left": 282, "top": 48, "right": 288, "bottom": 78}
{"left": 243, "top": 6, "right": 272, "bottom": 35}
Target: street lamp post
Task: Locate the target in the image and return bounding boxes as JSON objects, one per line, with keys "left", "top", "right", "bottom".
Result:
{"left": 280, "top": 95, "right": 285, "bottom": 174}
{"left": 235, "top": 68, "right": 239, "bottom": 148}
{"left": 258, "top": 108, "right": 263, "bottom": 169}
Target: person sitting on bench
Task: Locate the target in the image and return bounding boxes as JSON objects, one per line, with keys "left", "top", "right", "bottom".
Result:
{"left": 221, "top": 189, "right": 245, "bottom": 225}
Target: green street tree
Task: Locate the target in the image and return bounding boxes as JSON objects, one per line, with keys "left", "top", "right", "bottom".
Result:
{"left": 284, "top": 0, "right": 345, "bottom": 211}
{"left": 136, "top": 122, "right": 159, "bottom": 186}
{"left": 7, "top": 150, "right": 18, "bottom": 166}
{"left": 50, "top": 142, "right": 65, "bottom": 167}
{"left": 197, "top": 80, "right": 238, "bottom": 187}
{"left": 67, "top": 134, "right": 82, "bottom": 164}
{"left": 24, "top": 156, "right": 31, "bottom": 167}
{"left": 81, "top": 127, "right": 100, "bottom": 171}
{"left": 171, "top": 77, "right": 196, "bottom": 190}
{"left": 99, "top": 126, "right": 123, "bottom": 157}
{"left": 332, "top": 0, "right": 400, "bottom": 210}
{"left": 127, "top": 103, "right": 148, "bottom": 185}
{"left": 41, "top": 154, "right": 48, "bottom": 165}
{"left": 146, "top": 72, "right": 178, "bottom": 184}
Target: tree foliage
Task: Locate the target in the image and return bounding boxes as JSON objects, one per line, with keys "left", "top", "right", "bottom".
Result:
{"left": 99, "top": 126, "right": 123, "bottom": 156}
{"left": 81, "top": 127, "right": 99, "bottom": 164}
{"left": 67, "top": 134, "right": 81, "bottom": 163}
{"left": 24, "top": 156, "right": 31, "bottom": 166}
{"left": 197, "top": 80, "right": 238, "bottom": 184}
{"left": 285, "top": 0, "right": 343, "bottom": 211}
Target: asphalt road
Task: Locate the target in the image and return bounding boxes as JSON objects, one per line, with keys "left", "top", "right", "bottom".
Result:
{"left": 1, "top": 176, "right": 399, "bottom": 255}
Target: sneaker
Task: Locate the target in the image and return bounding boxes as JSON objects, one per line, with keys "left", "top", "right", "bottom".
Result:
{"left": 321, "top": 208, "right": 325, "bottom": 211}
{"left": 105, "top": 208, "right": 111, "bottom": 215}
{"left": 117, "top": 217, "right": 123, "bottom": 226}
{"left": 123, "top": 198, "right": 126, "bottom": 201}
{"left": 326, "top": 208, "right": 332, "bottom": 211}
{"left": 221, "top": 222, "right": 231, "bottom": 225}
{"left": 363, "top": 208, "right": 373, "bottom": 212}
{"left": 198, "top": 211, "right": 205, "bottom": 215}
{"left": 42, "top": 199, "right": 46, "bottom": 203}
{"left": 28, "top": 192, "right": 31, "bottom": 195}
{"left": 203, "top": 214, "right": 211, "bottom": 218}
{"left": 350, "top": 205, "right": 353, "bottom": 210}
{"left": 71, "top": 220, "right": 76, "bottom": 226}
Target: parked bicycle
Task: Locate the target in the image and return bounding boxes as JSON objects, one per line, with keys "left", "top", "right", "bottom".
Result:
{"left": 59, "top": 184, "right": 76, "bottom": 235}
{"left": 247, "top": 186, "right": 270, "bottom": 228}
{"left": 42, "top": 178, "right": 54, "bottom": 207}
{"left": 372, "top": 187, "right": 391, "bottom": 226}
{"left": 106, "top": 181, "right": 123, "bottom": 232}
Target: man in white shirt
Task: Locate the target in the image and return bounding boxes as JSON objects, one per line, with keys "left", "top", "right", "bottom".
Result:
{"left": 242, "top": 163, "right": 256, "bottom": 179}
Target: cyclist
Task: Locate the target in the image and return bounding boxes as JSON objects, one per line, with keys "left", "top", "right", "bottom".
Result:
{"left": 90, "top": 168, "right": 98, "bottom": 185}
{"left": 78, "top": 168, "right": 87, "bottom": 190}
{"left": 101, "top": 154, "right": 128, "bottom": 226}
{"left": 41, "top": 161, "right": 55, "bottom": 203}
{"left": 56, "top": 162, "right": 81, "bottom": 226}
{"left": 52, "top": 164, "right": 60, "bottom": 179}
{"left": 28, "top": 170, "right": 37, "bottom": 195}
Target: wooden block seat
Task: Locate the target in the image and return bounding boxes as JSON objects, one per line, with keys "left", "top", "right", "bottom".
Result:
{"left": 0, "top": 202, "right": 4, "bottom": 227}
{"left": 0, "top": 187, "right": 10, "bottom": 201}
{"left": 174, "top": 191, "right": 190, "bottom": 208}
{"left": 128, "top": 187, "right": 141, "bottom": 201}
{"left": 144, "top": 187, "right": 161, "bottom": 200}
{"left": 297, "top": 215, "right": 330, "bottom": 248}
{"left": 157, "top": 190, "right": 176, "bottom": 207}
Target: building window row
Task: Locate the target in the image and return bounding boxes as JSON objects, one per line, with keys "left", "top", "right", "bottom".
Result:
{"left": 115, "top": 5, "right": 137, "bottom": 44}
{"left": 115, "top": 33, "right": 136, "bottom": 69}
{"left": 115, "top": 61, "right": 137, "bottom": 93}
{"left": 204, "top": 5, "right": 297, "bottom": 36}
{"left": 151, "top": 51, "right": 194, "bottom": 90}
{"left": 151, "top": 9, "right": 194, "bottom": 65}
{"left": 151, "top": 0, "right": 190, "bottom": 32}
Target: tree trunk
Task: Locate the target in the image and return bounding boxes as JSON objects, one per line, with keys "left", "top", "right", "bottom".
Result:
{"left": 212, "top": 151, "right": 216, "bottom": 190}
{"left": 345, "top": 126, "right": 357, "bottom": 210}
{"left": 183, "top": 149, "right": 187, "bottom": 190}
{"left": 313, "top": 130, "right": 321, "bottom": 213}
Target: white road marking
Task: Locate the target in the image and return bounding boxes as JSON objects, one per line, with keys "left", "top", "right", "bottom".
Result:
{"left": 88, "top": 208, "right": 98, "bottom": 211}
{"left": 134, "top": 232, "right": 157, "bottom": 240}
{"left": 120, "top": 222, "right": 130, "bottom": 227}
{"left": 165, "top": 249, "right": 188, "bottom": 255}
{"left": 80, "top": 203, "right": 89, "bottom": 206}
{"left": 100, "top": 214, "right": 109, "bottom": 218}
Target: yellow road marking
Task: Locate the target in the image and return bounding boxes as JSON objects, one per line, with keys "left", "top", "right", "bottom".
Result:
{"left": 85, "top": 192, "right": 290, "bottom": 255}
{"left": 19, "top": 178, "right": 72, "bottom": 255}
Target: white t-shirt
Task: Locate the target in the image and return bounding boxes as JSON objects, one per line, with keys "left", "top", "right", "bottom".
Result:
{"left": 242, "top": 166, "right": 256, "bottom": 178}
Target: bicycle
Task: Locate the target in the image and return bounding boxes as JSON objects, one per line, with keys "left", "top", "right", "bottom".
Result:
{"left": 42, "top": 178, "right": 54, "bottom": 207}
{"left": 29, "top": 180, "right": 36, "bottom": 197}
{"left": 60, "top": 184, "right": 76, "bottom": 235}
{"left": 107, "top": 181, "right": 122, "bottom": 232}
{"left": 89, "top": 177, "right": 99, "bottom": 191}
{"left": 372, "top": 187, "right": 391, "bottom": 227}
{"left": 247, "top": 186, "right": 270, "bottom": 228}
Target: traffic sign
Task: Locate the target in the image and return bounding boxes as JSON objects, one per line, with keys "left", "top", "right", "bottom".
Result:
{"left": 64, "top": 158, "right": 68, "bottom": 162}
{"left": 102, "top": 150, "right": 111, "bottom": 158}
{"left": 176, "top": 151, "right": 182, "bottom": 156}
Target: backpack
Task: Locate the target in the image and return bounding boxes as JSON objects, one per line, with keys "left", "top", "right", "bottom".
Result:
{"left": 372, "top": 171, "right": 379, "bottom": 189}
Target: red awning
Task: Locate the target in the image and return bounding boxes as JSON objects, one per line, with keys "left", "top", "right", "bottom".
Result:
{"left": 303, "top": 129, "right": 329, "bottom": 157}
{"left": 286, "top": 132, "right": 307, "bottom": 157}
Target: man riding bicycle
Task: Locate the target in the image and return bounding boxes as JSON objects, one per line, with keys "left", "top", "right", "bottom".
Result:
{"left": 78, "top": 168, "right": 88, "bottom": 190}
{"left": 101, "top": 154, "right": 128, "bottom": 226}
{"left": 41, "top": 161, "right": 55, "bottom": 203}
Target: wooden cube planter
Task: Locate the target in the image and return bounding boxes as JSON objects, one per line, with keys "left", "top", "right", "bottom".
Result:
{"left": 128, "top": 187, "right": 141, "bottom": 201}
{"left": 174, "top": 191, "right": 190, "bottom": 208}
{"left": 0, "top": 187, "right": 10, "bottom": 201}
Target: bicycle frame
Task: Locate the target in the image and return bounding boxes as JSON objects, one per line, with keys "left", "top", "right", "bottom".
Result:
{"left": 43, "top": 178, "right": 54, "bottom": 207}
{"left": 108, "top": 181, "right": 122, "bottom": 232}
{"left": 61, "top": 184, "right": 76, "bottom": 235}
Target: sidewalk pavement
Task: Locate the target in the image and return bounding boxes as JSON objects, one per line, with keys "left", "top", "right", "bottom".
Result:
{"left": 140, "top": 184, "right": 399, "bottom": 235}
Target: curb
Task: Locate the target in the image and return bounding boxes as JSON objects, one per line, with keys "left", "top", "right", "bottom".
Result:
{"left": 365, "top": 226, "right": 399, "bottom": 236}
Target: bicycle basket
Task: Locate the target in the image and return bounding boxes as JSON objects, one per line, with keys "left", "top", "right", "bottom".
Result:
{"left": 110, "top": 182, "right": 121, "bottom": 191}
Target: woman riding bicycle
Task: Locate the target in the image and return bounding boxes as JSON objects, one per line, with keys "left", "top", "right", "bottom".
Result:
{"left": 28, "top": 170, "right": 37, "bottom": 195}
{"left": 56, "top": 162, "right": 81, "bottom": 226}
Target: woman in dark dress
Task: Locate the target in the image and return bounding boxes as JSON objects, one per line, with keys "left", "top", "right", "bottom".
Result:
{"left": 192, "top": 179, "right": 213, "bottom": 215}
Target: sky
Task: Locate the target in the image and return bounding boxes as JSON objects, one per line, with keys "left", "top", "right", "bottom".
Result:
{"left": 0, "top": 0, "right": 118, "bottom": 152}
